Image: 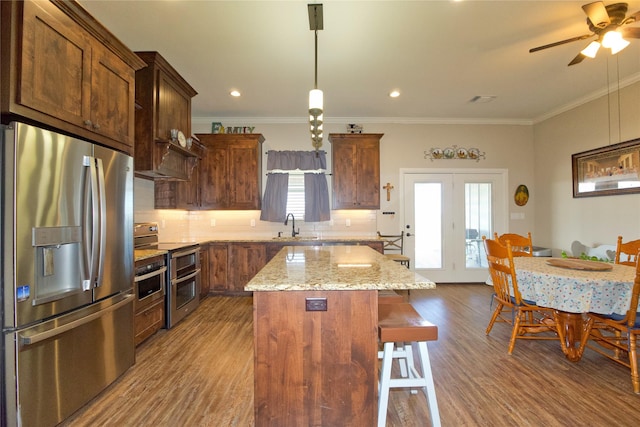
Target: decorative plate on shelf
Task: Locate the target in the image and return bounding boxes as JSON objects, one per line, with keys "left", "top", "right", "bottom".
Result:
{"left": 177, "top": 130, "right": 187, "bottom": 147}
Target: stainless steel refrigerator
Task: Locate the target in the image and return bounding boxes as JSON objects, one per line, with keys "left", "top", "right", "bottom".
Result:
{"left": 1, "top": 122, "right": 135, "bottom": 427}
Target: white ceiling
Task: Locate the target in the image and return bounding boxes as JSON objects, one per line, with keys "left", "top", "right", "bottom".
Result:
{"left": 80, "top": 0, "right": 640, "bottom": 124}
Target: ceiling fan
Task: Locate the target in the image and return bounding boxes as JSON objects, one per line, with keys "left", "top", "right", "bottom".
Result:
{"left": 529, "top": 2, "right": 640, "bottom": 66}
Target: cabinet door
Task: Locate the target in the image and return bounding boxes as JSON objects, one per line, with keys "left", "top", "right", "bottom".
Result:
{"left": 199, "top": 244, "right": 210, "bottom": 299}
{"left": 90, "top": 42, "right": 136, "bottom": 147}
{"left": 330, "top": 134, "right": 381, "bottom": 209}
{"left": 19, "top": 1, "right": 92, "bottom": 128}
{"left": 332, "top": 140, "right": 358, "bottom": 209}
{"left": 266, "top": 243, "right": 284, "bottom": 262}
{"left": 228, "top": 141, "right": 262, "bottom": 209}
{"left": 229, "top": 243, "right": 266, "bottom": 293}
{"left": 209, "top": 244, "right": 229, "bottom": 292}
{"left": 156, "top": 72, "right": 192, "bottom": 142}
{"left": 200, "top": 143, "right": 229, "bottom": 209}
{"left": 175, "top": 157, "right": 200, "bottom": 209}
{"left": 354, "top": 139, "right": 380, "bottom": 209}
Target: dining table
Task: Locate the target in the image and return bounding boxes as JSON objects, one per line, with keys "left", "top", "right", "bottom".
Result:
{"left": 510, "top": 256, "right": 637, "bottom": 362}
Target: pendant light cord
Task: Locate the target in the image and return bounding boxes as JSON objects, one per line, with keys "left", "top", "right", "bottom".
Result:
{"left": 314, "top": 29, "right": 318, "bottom": 89}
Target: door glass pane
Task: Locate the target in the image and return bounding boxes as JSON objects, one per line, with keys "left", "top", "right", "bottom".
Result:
{"left": 414, "top": 182, "right": 442, "bottom": 268}
{"left": 465, "top": 182, "right": 492, "bottom": 268}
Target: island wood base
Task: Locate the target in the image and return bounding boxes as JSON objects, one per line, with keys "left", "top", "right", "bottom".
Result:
{"left": 253, "top": 290, "right": 378, "bottom": 426}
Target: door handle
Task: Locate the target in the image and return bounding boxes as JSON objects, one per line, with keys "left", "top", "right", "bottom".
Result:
{"left": 20, "top": 294, "right": 133, "bottom": 346}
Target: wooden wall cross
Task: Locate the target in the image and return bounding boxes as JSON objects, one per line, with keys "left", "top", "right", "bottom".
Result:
{"left": 383, "top": 182, "right": 394, "bottom": 201}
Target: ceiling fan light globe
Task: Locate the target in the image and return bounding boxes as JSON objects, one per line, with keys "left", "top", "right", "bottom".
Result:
{"left": 611, "top": 38, "right": 630, "bottom": 54}
{"left": 601, "top": 30, "right": 623, "bottom": 48}
{"left": 581, "top": 41, "right": 601, "bottom": 58}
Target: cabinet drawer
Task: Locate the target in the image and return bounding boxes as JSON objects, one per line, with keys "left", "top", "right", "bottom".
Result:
{"left": 134, "top": 299, "right": 164, "bottom": 346}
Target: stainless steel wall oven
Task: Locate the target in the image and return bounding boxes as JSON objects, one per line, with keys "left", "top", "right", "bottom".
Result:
{"left": 133, "top": 223, "right": 200, "bottom": 329}
{"left": 166, "top": 245, "right": 200, "bottom": 328}
{"left": 134, "top": 254, "right": 166, "bottom": 313}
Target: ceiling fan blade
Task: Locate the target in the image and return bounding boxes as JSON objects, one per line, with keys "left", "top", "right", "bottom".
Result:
{"left": 624, "top": 9, "right": 640, "bottom": 24}
{"left": 529, "top": 34, "right": 593, "bottom": 53}
{"left": 582, "top": 1, "right": 610, "bottom": 28}
{"left": 622, "top": 26, "right": 640, "bottom": 38}
{"left": 568, "top": 52, "right": 587, "bottom": 66}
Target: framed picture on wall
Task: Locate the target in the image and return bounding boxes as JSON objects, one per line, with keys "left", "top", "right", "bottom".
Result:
{"left": 572, "top": 138, "right": 640, "bottom": 198}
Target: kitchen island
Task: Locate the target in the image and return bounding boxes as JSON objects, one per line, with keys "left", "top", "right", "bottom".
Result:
{"left": 245, "top": 245, "right": 435, "bottom": 426}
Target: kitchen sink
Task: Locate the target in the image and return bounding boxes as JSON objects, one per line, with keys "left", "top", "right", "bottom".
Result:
{"left": 271, "top": 236, "right": 320, "bottom": 241}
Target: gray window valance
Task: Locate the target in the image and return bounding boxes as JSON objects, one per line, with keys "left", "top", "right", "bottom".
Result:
{"left": 260, "top": 150, "right": 330, "bottom": 223}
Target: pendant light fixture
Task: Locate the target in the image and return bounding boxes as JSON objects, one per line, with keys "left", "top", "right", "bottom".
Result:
{"left": 308, "top": 4, "right": 323, "bottom": 151}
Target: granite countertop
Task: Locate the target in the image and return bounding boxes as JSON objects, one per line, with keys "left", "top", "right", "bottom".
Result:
{"left": 134, "top": 248, "right": 168, "bottom": 262}
{"left": 197, "top": 236, "right": 382, "bottom": 244}
{"left": 245, "top": 245, "right": 436, "bottom": 291}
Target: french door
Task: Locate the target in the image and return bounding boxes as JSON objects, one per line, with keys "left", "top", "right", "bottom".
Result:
{"left": 402, "top": 169, "right": 507, "bottom": 283}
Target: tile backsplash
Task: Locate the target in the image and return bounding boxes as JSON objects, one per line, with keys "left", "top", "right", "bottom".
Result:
{"left": 133, "top": 178, "right": 378, "bottom": 241}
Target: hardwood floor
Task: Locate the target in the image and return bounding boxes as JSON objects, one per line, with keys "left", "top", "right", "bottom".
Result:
{"left": 62, "top": 284, "right": 640, "bottom": 426}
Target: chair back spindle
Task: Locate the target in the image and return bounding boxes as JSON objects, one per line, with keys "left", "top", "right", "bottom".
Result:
{"left": 615, "top": 236, "right": 640, "bottom": 266}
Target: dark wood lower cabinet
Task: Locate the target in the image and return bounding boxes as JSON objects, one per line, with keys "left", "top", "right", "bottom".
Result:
{"left": 208, "top": 240, "right": 383, "bottom": 296}
{"left": 228, "top": 243, "right": 266, "bottom": 295}
{"left": 199, "top": 243, "right": 210, "bottom": 299}
{"left": 208, "top": 243, "right": 229, "bottom": 293}
{"left": 134, "top": 299, "right": 164, "bottom": 346}
{"left": 253, "top": 290, "right": 378, "bottom": 426}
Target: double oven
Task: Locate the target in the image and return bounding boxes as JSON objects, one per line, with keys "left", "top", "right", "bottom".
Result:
{"left": 134, "top": 223, "right": 201, "bottom": 329}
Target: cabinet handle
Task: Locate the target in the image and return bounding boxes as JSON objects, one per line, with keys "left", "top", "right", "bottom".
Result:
{"left": 83, "top": 120, "right": 93, "bottom": 127}
{"left": 93, "top": 123, "right": 101, "bottom": 130}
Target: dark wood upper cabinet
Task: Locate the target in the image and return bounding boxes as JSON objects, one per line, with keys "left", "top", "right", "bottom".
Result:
{"left": 195, "top": 133, "right": 264, "bottom": 210}
{"left": 134, "top": 51, "right": 198, "bottom": 180}
{"left": 329, "top": 133, "right": 382, "bottom": 209}
{"left": 0, "top": 0, "right": 145, "bottom": 154}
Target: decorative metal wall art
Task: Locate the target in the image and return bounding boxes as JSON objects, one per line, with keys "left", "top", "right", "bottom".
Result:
{"left": 211, "top": 122, "right": 255, "bottom": 134}
{"left": 424, "top": 145, "right": 485, "bottom": 162}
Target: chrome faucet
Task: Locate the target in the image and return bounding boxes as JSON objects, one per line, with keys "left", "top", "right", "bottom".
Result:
{"left": 284, "top": 213, "right": 299, "bottom": 237}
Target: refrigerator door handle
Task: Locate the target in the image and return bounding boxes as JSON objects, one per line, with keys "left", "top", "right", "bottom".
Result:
{"left": 19, "top": 294, "right": 134, "bottom": 346}
{"left": 82, "top": 156, "right": 98, "bottom": 290}
{"left": 95, "top": 157, "right": 107, "bottom": 288}
{"left": 82, "top": 156, "right": 106, "bottom": 289}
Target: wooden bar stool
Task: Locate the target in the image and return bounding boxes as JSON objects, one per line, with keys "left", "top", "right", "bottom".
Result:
{"left": 377, "top": 291, "right": 408, "bottom": 377}
{"left": 378, "top": 303, "right": 440, "bottom": 427}
{"left": 378, "top": 290, "right": 404, "bottom": 304}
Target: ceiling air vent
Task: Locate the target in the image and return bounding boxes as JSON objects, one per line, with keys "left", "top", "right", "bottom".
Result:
{"left": 469, "top": 95, "right": 496, "bottom": 104}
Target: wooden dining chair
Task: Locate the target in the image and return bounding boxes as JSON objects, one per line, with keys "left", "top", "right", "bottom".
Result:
{"left": 493, "top": 232, "right": 533, "bottom": 257}
{"left": 586, "top": 256, "right": 640, "bottom": 394}
{"left": 614, "top": 235, "right": 640, "bottom": 266}
{"left": 483, "top": 237, "right": 559, "bottom": 354}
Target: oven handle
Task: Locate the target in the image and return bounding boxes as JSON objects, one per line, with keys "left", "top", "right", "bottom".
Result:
{"left": 173, "top": 269, "right": 200, "bottom": 285}
{"left": 171, "top": 247, "right": 200, "bottom": 259}
{"left": 134, "top": 266, "right": 167, "bottom": 283}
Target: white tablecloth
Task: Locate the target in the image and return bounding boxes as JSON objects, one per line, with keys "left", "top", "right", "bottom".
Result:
{"left": 511, "top": 257, "right": 636, "bottom": 315}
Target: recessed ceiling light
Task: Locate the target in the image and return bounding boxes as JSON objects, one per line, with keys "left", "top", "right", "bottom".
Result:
{"left": 230, "top": 90, "right": 241, "bottom": 97}
{"left": 389, "top": 90, "right": 400, "bottom": 98}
